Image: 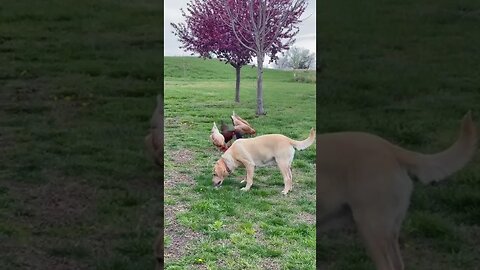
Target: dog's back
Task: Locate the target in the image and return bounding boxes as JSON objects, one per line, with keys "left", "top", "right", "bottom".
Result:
{"left": 229, "top": 134, "right": 294, "bottom": 165}
{"left": 318, "top": 112, "right": 476, "bottom": 188}
{"left": 230, "top": 128, "right": 315, "bottom": 152}
{"left": 317, "top": 131, "right": 401, "bottom": 207}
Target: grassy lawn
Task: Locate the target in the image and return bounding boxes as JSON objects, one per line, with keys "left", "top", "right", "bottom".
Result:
{"left": 0, "top": 1, "right": 162, "bottom": 269}
{"left": 163, "top": 57, "right": 316, "bottom": 269}
{"left": 318, "top": 0, "right": 480, "bottom": 269}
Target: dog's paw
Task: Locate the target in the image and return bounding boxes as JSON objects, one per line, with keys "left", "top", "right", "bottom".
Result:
{"left": 240, "top": 187, "right": 250, "bottom": 192}
{"left": 281, "top": 190, "right": 289, "bottom": 195}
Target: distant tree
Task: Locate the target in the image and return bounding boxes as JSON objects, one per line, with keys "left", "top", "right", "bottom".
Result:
{"left": 221, "top": 0, "right": 307, "bottom": 115}
{"left": 171, "top": 0, "right": 254, "bottom": 103}
{"left": 277, "top": 46, "right": 315, "bottom": 70}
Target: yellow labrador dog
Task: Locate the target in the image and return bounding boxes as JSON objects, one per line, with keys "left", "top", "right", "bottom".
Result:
{"left": 212, "top": 128, "right": 316, "bottom": 194}
{"left": 318, "top": 112, "right": 477, "bottom": 270}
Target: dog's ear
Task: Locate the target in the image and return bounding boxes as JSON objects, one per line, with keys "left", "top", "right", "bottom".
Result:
{"left": 213, "top": 160, "right": 221, "bottom": 175}
{"left": 217, "top": 161, "right": 229, "bottom": 176}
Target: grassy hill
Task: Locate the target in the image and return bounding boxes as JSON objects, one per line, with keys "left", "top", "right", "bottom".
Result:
{"left": 163, "top": 56, "right": 316, "bottom": 269}
{"left": 164, "top": 56, "right": 315, "bottom": 83}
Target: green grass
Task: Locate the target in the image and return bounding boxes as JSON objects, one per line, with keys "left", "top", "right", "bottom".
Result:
{"left": 318, "top": 0, "right": 480, "bottom": 269}
{"left": 0, "top": 0, "right": 162, "bottom": 269}
{"left": 164, "top": 56, "right": 316, "bottom": 269}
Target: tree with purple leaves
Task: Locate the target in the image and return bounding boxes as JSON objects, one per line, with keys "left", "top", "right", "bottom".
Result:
{"left": 221, "top": 0, "right": 308, "bottom": 115}
{"left": 171, "top": 0, "right": 254, "bottom": 103}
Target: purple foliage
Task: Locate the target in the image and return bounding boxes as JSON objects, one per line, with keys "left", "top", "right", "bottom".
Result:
{"left": 171, "top": 0, "right": 253, "bottom": 68}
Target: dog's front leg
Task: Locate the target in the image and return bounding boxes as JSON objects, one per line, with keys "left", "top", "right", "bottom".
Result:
{"left": 240, "top": 164, "right": 254, "bottom": 191}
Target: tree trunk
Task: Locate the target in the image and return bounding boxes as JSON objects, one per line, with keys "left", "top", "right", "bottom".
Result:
{"left": 256, "top": 55, "right": 266, "bottom": 115}
{"left": 235, "top": 65, "right": 241, "bottom": 103}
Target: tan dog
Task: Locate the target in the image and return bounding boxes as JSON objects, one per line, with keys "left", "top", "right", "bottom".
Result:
{"left": 210, "top": 122, "right": 227, "bottom": 151}
{"left": 317, "top": 112, "right": 477, "bottom": 270}
{"left": 212, "top": 128, "right": 315, "bottom": 194}
{"left": 145, "top": 94, "right": 164, "bottom": 166}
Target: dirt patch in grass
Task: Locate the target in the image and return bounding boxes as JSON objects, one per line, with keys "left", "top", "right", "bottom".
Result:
{"left": 170, "top": 149, "right": 194, "bottom": 164}
{"left": 164, "top": 203, "right": 202, "bottom": 261}
{"left": 1, "top": 179, "right": 98, "bottom": 268}
{"left": 6, "top": 243, "right": 88, "bottom": 270}
{"left": 165, "top": 117, "right": 181, "bottom": 128}
{"left": 165, "top": 163, "right": 202, "bottom": 261}
{"left": 298, "top": 212, "right": 316, "bottom": 225}
{"left": 165, "top": 149, "right": 197, "bottom": 187}
{"left": 164, "top": 147, "right": 204, "bottom": 264}
{"left": 260, "top": 258, "right": 281, "bottom": 270}
{"left": 165, "top": 172, "right": 196, "bottom": 188}
{"left": 0, "top": 179, "right": 95, "bottom": 270}
{"left": 20, "top": 181, "right": 97, "bottom": 227}
{"left": 3, "top": 177, "right": 96, "bottom": 224}
{"left": 3, "top": 78, "right": 50, "bottom": 103}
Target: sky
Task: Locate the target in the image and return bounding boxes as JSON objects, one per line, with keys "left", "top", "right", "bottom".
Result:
{"left": 163, "top": 0, "right": 316, "bottom": 63}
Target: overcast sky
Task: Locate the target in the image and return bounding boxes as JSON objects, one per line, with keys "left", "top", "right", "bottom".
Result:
{"left": 164, "top": 0, "right": 316, "bottom": 59}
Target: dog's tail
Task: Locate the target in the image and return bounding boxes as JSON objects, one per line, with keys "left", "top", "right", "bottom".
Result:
{"left": 290, "top": 128, "right": 316, "bottom": 150}
{"left": 393, "top": 112, "right": 477, "bottom": 185}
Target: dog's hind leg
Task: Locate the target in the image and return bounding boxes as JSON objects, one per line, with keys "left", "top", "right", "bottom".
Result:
{"left": 390, "top": 234, "right": 403, "bottom": 270}
{"left": 278, "top": 161, "right": 293, "bottom": 195}
{"left": 349, "top": 165, "right": 411, "bottom": 270}
{"left": 287, "top": 165, "right": 293, "bottom": 191}
{"left": 389, "top": 197, "right": 408, "bottom": 270}
{"left": 353, "top": 210, "right": 399, "bottom": 270}
{"left": 351, "top": 184, "right": 409, "bottom": 270}
{"left": 388, "top": 173, "right": 411, "bottom": 270}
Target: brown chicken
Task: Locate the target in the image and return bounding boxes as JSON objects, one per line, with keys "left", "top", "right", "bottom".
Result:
{"left": 220, "top": 121, "right": 243, "bottom": 145}
{"left": 231, "top": 110, "right": 256, "bottom": 136}
{"left": 231, "top": 110, "right": 252, "bottom": 126}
